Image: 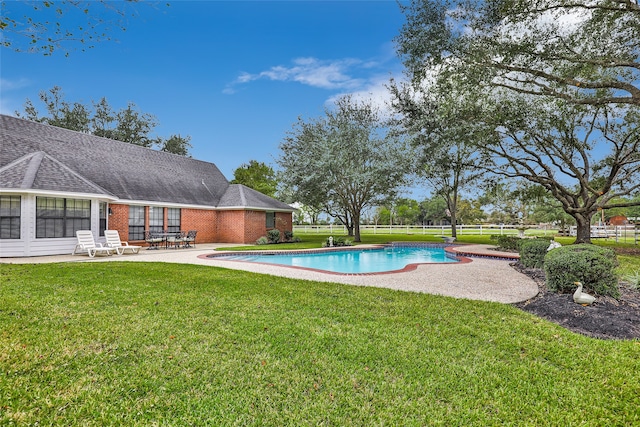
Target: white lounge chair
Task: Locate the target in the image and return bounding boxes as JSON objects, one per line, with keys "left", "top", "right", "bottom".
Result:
{"left": 105, "top": 230, "right": 141, "bottom": 255}
{"left": 72, "top": 230, "right": 115, "bottom": 257}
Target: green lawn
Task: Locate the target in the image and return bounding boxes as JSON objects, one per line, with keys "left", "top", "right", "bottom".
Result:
{"left": 1, "top": 262, "right": 639, "bottom": 426}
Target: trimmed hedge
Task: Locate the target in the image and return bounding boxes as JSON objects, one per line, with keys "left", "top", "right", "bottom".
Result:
{"left": 543, "top": 244, "right": 619, "bottom": 298}
{"left": 491, "top": 235, "right": 553, "bottom": 252}
{"left": 519, "top": 239, "right": 553, "bottom": 269}
{"left": 491, "top": 235, "right": 523, "bottom": 251}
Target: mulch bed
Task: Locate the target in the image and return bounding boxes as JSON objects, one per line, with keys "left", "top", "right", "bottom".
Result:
{"left": 512, "top": 262, "right": 640, "bottom": 340}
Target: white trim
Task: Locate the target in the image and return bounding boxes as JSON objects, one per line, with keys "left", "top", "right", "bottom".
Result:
{"left": 1, "top": 191, "right": 294, "bottom": 212}
{"left": 0, "top": 188, "right": 118, "bottom": 201}
{"left": 115, "top": 200, "right": 218, "bottom": 210}
{"left": 216, "top": 206, "right": 295, "bottom": 212}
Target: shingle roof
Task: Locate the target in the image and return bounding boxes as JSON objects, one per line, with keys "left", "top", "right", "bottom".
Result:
{"left": 0, "top": 114, "right": 293, "bottom": 211}
{"left": 0, "top": 151, "right": 115, "bottom": 196}
{"left": 218, "top": 184, "right": 293, "bottom": 211}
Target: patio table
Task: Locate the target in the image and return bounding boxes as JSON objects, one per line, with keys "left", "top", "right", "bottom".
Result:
{"left": 151, "top": 232, "right": 184, "bottom": 249}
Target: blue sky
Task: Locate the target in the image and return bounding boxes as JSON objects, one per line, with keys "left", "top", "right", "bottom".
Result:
{"left": 1, "top": 1, "right": 409, "bottom": 184}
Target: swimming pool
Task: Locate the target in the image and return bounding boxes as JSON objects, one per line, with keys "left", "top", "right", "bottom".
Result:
{"left": 209, "top": 245, "right": 462, "bottom": 274}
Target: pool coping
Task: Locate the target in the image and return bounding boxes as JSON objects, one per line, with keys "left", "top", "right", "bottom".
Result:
{"left": 199, "top": 243, "right": 476, "bottom": 276}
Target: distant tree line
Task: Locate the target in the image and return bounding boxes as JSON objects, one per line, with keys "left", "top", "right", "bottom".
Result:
{"left": 16, "top": 86, "right": 192, "bottom": 156}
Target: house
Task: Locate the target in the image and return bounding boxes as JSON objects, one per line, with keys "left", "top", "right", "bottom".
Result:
{"left": 607, "top": 215, "right": 629, "bottom": 226}
{"left": 0, "top": 114, "right": 294, "bottom": 257}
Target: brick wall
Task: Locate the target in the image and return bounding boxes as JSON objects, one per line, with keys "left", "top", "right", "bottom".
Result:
{"left": 107, "top": 204, "right": 130, "bottom": 240}
{"left": 244, "top": 210, "right": 267, "bottom": 243}
{"left": 181, "top": 208, "right": 217, "bottom": 243}
{"left": 275, "top": 212, "right": 293, "bottom": 235}
{"left": 216, "top": 210, "right": 246, "bottom": 243}
{"left": 106, "top": 203, "right": 292, "bottom": 245}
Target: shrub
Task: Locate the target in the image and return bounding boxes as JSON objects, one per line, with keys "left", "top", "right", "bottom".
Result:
{"left": 322, "top": 236, "right": 354, "bottom": 247}
{"left": 284, "top": 230, "right": 294, "bottom": 242}
{"left": 255, "top": 236, "right": 269, "bottom": 245}
{"left": 519, "top": 239, "right": 553, "bottom": 269}
{"left": 624, "top": 271, "right": 640, "bottom": 290}
{"left": 544, "top": 244, "right": 619, "bottom": 298}
{"left": 267, "top": 229, "right": 281, "bottom": 244}
{"left": 492, "top": 235, "right": 523, "bottom": 251}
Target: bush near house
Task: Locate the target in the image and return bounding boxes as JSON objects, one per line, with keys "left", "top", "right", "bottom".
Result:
{"left": 544, "top": 244, "right": 619, "bottom": 298}
{"left": 283, "top": 230, "right": 301, "bottom": 243}
{"left": 520, "top": 239, "right": 554, "bottom": 269}
{"left": 267, "top": 229, "right": 281, "bottom": 243}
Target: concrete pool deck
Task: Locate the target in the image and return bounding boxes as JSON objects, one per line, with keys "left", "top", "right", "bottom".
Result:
{"left": 0, "top": 243, "right": 539, "bottom": 304}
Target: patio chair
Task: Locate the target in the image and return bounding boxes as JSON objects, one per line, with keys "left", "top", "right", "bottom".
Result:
{"left": 105, "top": 230, "right": 142, "bottom": 255}
{"left": 166, "top": 231, "right": 186, "bottom": 249}
{"left": 183, "top": 230, "right": 197, "bottom": 248}
{"left": 145, "top": 230, "right": 164, "bottom": 249}
{"left": 72, "top": 230, "right": 115, "bottom": 257}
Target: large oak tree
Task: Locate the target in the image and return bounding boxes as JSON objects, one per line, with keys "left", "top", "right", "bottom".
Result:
{"left": 395, "top": 0, "right": 640, "bottom": 243}
{"left": 396, "top": 0, "right": 640, "bottom": 106}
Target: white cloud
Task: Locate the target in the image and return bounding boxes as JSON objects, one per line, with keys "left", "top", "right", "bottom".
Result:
{"left": 224, "top": 56, "right": 383, "bottom": 95}
{"left": 226, "top": 57, "right": 367, "bottom": 92}
{"left": 223, "top": 50, "right": 405, "bottom": 118}
{"left": 325, "top": 73, "right": 399, "bottom": 118}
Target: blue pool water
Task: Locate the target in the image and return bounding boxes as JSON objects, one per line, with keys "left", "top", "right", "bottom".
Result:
{"left": 215, "top": 246, "right": 458, "bottom": 274}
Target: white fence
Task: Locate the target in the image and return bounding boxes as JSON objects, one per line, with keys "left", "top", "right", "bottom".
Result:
{"left": 293, "top": 224, "right": 639, "bottom": 244}
{"left": 293, "top": 224, "right": 557, "bottom": 236}
{"left": 569, "top": 225, "right": 639, "bottom": 244}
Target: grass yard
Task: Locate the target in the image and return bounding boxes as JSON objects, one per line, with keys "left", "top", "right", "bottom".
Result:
{"left": 1, "top": 262, "right": 639, "bottom": 426}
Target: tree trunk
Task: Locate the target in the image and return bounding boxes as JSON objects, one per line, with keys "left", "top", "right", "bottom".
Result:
{"left": 346, "top": 226, "right": 354, "bottom": 236}
{"left": 573, "top": 212, "right": 593, "bottom": 244}
{"left": 450, "top": 211, "right": 457, "bottom": 238}
{"left": 449, "top": 197, "right": 458, "bottom": 238}
{"left": 353, "top": 211, "right": 362, "bottom": 242}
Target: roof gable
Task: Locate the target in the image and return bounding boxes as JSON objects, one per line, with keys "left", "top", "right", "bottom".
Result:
{"left": 0, "top": 115, "right": 294, "bottom": 211}
{"left": 218, "top": 184, "right": 293, "bottom": 211}
{"left": 1, "top": 115, "right": 228, "bottom": 205}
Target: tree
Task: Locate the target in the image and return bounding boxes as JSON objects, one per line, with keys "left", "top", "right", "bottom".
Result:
{"left": 1, "top": 1, "right": 163, "bottom": 56}
{"left": 396, "top": 0, "right": 640, "bottom": 106}
{"left": 390, "top": 72, "right": 489, "bottom": 238}
{"left": 278, "top": 95, "right": 410, "bottom": 242}
{"left": 456, "top": 199, "right": 486, "bottom": 224}
{"left": 483, "top": 97, "right": 640, "bottom": 243}
{"left": 480, "top": 182, "right": 562, "bottom": 225}
{"left": 230, "top": 160, "right": 278, "bottom": 198}
{"left": 396, "top": 0, "right": 640, "bottom": 243}
{"left": 92, "top": 97, "right": 116, "bottom": 139}
{"left": 16, "top": 86, "right": 192, "bottom": 156}
{"left": 394, "top": 198, "right": 421, "bottom": 225}
{"left": 158, "top": 134, "right": 192, "bottom": 157}
{"left": 110, "top": 103, "right": 157, "bottom": 147}
{"left": 19, "top": 86, "right": 90, "bottom": 132}
{"left": 418, "top": 197, "right": 449, "bottom": 225}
